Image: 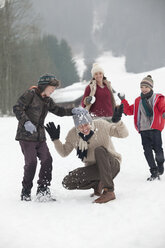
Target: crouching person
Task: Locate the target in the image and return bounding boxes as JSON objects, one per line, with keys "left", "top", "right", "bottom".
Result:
{"left": 45, "top": 105, "right": 128, "bottom": 203}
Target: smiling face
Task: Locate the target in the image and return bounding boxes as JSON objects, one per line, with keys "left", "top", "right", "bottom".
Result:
{"left": 77, "top": 123, "right": 91, "bottom": 135}
{"left": 94, "top": 72, "right": 104, "bottom": 83}
{"left": 41, "top": 85, "right": 56, "bottom": 97}
{"left": 140, "top": 85, "right": 151, "bottom": 94}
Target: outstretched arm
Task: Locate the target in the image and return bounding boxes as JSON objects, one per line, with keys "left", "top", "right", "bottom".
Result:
{"left": 45, "top": 122, "right": 74, "bottom": 157}
{"left": 53, "top": 139, "right": 74, "bottom": 157}
{"left": 109, "top": 104, "right": 129, "bottom": 138}
{"left": 118, "top": 93, "right": 134, "bottom": 115}
{"left": 48, "top": 98, "right": 73, "bottom": 116}
{"left": 109, "top": 121, "right": 129, "bottom": 138}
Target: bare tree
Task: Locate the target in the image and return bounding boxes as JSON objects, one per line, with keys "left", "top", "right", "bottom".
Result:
{"left": 0, "top": 0, "right": 39, "bottom": 114}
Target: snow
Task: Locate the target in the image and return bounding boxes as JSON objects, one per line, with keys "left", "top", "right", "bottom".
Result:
{"left": 1, "top": 54, "right": 165, "bottom": 248}
{"left": 52, "top": 81, "right": 87, "bottom": 103}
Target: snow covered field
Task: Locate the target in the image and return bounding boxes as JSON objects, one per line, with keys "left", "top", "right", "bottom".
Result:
{"left": 0, "top": 55, "right": 165, "bottom": 248}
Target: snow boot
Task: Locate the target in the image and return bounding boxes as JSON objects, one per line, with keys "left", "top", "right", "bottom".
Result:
{"left": 21, "top": 188, "right": 31, "bottom": 201}
{"left": 147, "top": 174, "right": 160, "bottom": 181}
{"left": 158, "top": 164, "right": 164, "bottom": 175}
{"left": 147, "top": 169, "right": 160, "bottom": 181}
{"left": 94, "top": 188, "right": 116, "bottom": 204}
{"left": 36, "top": 186, "right": 56, "bottom": 202}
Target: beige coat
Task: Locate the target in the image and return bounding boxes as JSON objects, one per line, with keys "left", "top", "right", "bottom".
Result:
{"left": 53, "top": 119, "right": 129, "bottom": 165}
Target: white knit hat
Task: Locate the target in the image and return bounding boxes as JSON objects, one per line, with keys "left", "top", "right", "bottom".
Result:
{"left": 91, "top": 63, "right": 104, "bottom": 77}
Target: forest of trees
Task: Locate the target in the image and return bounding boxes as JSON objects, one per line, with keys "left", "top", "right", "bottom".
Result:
{"left": 0, "top": 0, "right": 79, "bottom": 115}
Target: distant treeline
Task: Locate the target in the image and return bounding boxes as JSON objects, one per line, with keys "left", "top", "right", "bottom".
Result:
{"left": 37, "top": 0, "right": 165, "bottom": 77}
{"left": 0, "top": 0, "right": 79, "bottom": 115}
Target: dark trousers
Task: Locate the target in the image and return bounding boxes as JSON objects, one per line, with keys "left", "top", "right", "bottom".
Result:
{"left": 140, "top": 130, "right": 164, "bottom": 173}
{"left": 62, "top": 146, "right": 120, "bottom": 192}
{"left": 19, "top": 140, "right": 53, "bottom": 190}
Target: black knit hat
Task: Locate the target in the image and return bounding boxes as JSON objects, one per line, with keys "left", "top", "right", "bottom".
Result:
{"left": 37, "top": 73, "right": 60, "bottom": 92}
{"left": 140, "top": 75, "right": 153, "bottom": 89}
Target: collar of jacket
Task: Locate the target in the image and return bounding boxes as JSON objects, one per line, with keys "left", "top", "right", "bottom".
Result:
{"left": 29, "top": 86, "right": 50, "bottom": 102}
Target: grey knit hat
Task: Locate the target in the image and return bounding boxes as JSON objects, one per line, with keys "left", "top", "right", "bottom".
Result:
{"left": 72, "top": 107, "right": 92, "bottom": 127}
{"left": 140, "top": 75, "right": 153, "bottom": 89}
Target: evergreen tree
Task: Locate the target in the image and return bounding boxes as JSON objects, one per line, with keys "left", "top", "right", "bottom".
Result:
{"left": 58, "top": 39, "right": 79, "bottom": 86}
{"left": 41, "top": 35, "right": 79, "bottom": 87}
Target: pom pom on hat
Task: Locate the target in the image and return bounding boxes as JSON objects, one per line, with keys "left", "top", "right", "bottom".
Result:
{"left": 140, "top": 75, "right": 154, "bottom": 89}
{"left": 91, "top": 63, "right": 104, "bottom": 77}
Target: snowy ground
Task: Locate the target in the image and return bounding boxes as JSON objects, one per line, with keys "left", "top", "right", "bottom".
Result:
{"left": 0, "top": 55, "right": 165, "bottom": 248}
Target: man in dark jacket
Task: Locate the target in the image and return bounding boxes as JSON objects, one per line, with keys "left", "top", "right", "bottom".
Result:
{"left": 13, "top": 73, "right": 73, "bottom": 201}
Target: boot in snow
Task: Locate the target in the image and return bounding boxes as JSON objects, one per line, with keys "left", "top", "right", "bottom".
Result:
{"left": 94, "top": 188, "right": 116, "bottom": 204}
{"left": 147, "top": 169, "right": 160, "bottom": 181}
{"left": 36, "top": 186, "right": 56, "bottom": 202}
{"left": 21, "top": 188, "right": 31, "bottom": 201}
{"left": 147, "top": 174, "right": 160, "bottom": 181}
{"left": 158, "top": 164, "right": 164, "bottom": 175}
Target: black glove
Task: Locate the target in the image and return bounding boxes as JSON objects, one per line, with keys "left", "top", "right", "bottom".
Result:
{"left": 45, "top": 122, "right": 60, "bottom": 141}
{"left": 118, "top": 93, "right": 125, "bottom": 101}
{"left": 112, "top": 104, "right": 124, "bottom": 123}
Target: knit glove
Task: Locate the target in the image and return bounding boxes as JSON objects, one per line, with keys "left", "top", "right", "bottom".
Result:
{"left": 84, "top": 96, "right": 96, "bottom": 105}
{"left": 24, "top": 121, "right": 37, "bottom": 134}
{"left": 118, "top": 93, "right": 125, "bottom": 101}
{"left": 112, "top": 104, "right": 124, "bottom": 123}
{"left": 162, "top": 113, "right": 165, "bottom": 119}
{"left": 45, "top": 122, "right": 60, "bottom": 141}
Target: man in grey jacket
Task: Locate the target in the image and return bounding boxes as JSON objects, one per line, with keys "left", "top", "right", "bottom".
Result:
{"left": 45, "top": 105, "right": 128, "bottom": 204}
